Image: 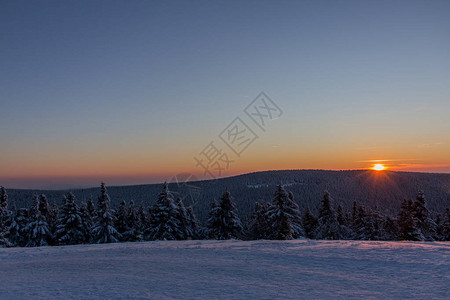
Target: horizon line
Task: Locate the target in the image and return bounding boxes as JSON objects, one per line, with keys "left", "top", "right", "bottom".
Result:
{"left": 3, "top": 168, "right": 449, "bottom": 191}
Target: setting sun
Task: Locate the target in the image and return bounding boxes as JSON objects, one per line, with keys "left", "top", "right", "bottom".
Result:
{"left": 372, "top": 164, "right": 386, "bottom": 171}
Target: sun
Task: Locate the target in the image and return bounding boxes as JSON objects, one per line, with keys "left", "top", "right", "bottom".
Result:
{"left": 372, "top": 164, "right": 386, "bottom": 171}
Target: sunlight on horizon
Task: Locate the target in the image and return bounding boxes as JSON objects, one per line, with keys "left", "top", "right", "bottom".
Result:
{"left": 372, "top": 164, "right": 386, "bottom": 171}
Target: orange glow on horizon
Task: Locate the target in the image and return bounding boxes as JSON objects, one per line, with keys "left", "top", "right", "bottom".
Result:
{"left": 372, "top": 164, "right": 386, "bottom": 171}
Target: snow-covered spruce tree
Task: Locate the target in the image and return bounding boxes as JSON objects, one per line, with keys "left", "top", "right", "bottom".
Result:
{"left": 265, "top": 185, "right": 303, "bottom": 240}
{"left": 337, "top": 203, "right": 353, "bottom": 239}
{"left": 176, "top": 197, "right": 192, "bottom": 240}
{"left": 206, "top": 199, "right": 220, "bottom": 239}
{"left": 87, "top": 197, "right": 97, "bottom": 219}
{"left": 29, "top": 195, "right": 39, "bottom": 219}
{"left": 302, "top": 206, "right": 318, "bottom": 239}
{"left": 287, "top": 192, "right": 304, "bottom": 238}
{"left": 147, "top": 206, "right": 155, "bottom": 228}
{"left": 397, "top": 199, "right": 423, "bottom": 241}
{"left": 0, "top": 187, "right": 9, "bottom": 225}
{"left": 351, "top": 201, "right": 358, "bottom": 225}
{"left": 38, "top": 194, "right": 51, "bottom": 222}
{"left": 138, "top": 202, "right": 148, "bottom": 232}
{"left": 443, "top": 208, "right": 450, "bottom": 241}
{"left": 39, "top": 194, "right": 59, "bottom": 245}
{"left": 413, "top": 191, "right": 437, "bottom": 241}
{"left": 25, "top": 198, "right": 53, "bottom": 247}
{"left": 144, "top": 183, "right": 181, "bottom": 241}
{"left": 48, "top": 200, "right": 59, "bottom": 227}
{"left": 207, "top": 189, "right": 243, "bottom": 240}
{"left": 266, "top": 186, "right": 295, "bottom": 240}
{"left": 79, "top": 201, "right": 93, "bottom": 243}
{"left": 115, "top": 200, "right": 130, "bottom": 241}
{"left": 0, "top": 233, "right": 11, "bottom": 248}
{"left": 434, "top": 214, "right": 443, "bottom": 241}
{"left": 369, "top": 206, "right": 385, "bottom": 240}
{"left": 123, "top": 200, "right": 143, "bottom": 242}
{"left": 337, "top": 204, "right": 346, "bottom": 227}
{"left": 352, "top": 205, "right": 371, "bottom": 240}
{"left": 248, "top": 200, "right": 270, "bottom": 240}
{"left": 314, "top": 191, "right": 340, "bottom": 240}
{"left": 55, "top": 193, "right": 88, "bottom": 245}
{"left": 92, "top": 183, "right": 121, "bottom": 244}
{"left": 7, "top": 208, "right": 29, "bottom": 247}
{"left": 0, "top": 187, "right": 12, "bottom": 247}
{"left": 186, "top": 206, "right": 202, "bottom": 239}
{"left": 382, "top": 215, "right": 398, "bottom": 241}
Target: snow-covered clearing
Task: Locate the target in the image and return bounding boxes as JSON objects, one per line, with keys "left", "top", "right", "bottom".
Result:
{"left": 0, "top": 240, "right": 449, "bottom": 299}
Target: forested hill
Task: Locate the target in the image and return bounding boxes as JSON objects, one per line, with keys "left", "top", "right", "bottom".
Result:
{"left": 4, "top": 170, "right": 450, "bottom": 222}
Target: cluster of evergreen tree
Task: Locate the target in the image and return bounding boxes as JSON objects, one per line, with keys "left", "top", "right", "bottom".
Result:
{"left": 0, "top": 183, "right": 201, "bottom": 247}
{"left": 247, "top": 185, "right": 450, "bottom": 241}
{"left": 0, "top": 183, "right": 449, "bottom": 248}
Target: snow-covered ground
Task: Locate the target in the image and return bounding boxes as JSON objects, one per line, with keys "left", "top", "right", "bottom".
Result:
{"left": 0, "top": 240, "right": 449, "bottom": 299}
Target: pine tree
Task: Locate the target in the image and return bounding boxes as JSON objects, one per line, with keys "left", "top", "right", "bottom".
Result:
{"left": 369, "top": 206, "right": 384, "bottom": 240}
{"left": 92, "top": 183, "right": 121, "bottom": 243}
{"left": 302, "top": 206, "right": 318, "bottom": 239}
{"left": 248, "top": 200, "right": 270, "bottom": 240}
{"left": 207, "top": 189, "right": 242, "bottom": 240}
{"left": 382, "top": 215, "right": 398, "bottom": 241}
{"left": 337, "top": 204, "right": 346, "bottom": 226}
{"left": 115, "top": 200, "right": 130, "bottom": 241}
{"left": 176, "top": 197, "right": 191, "bottom": 240}
{"left": 0, "top": 187, "right": 9, "bottom": 227}
{"left": 7, "top": 208, "right": 29, "bottom": 247}
{"left": 79, "top": 201, "right": 93, "bottom": 243}
{"left": 87, "top": 197, "right": 97, "bottom": 219}
{"left": 0, "top": 187, "right": 11, "bottom": 247}
{"left": 186, "top": 206, "right": 201, "bottom": 239}
{"left": 48, "top": 200, "right": 59, "bottom": 227}
{"left": 38, "top": 194, "right": 51, "bottom": 223}
{"left": 434, "top": 214, "right": 443, "bottom": 241}
{"left": 443, "top": 208, "right": 450, "bottom": 241}
{"left": 287, "top": 192, "right": 304, "bottom": 238}
{"left": 147, "top": 206, "right": 155, "bottom": 229}
{"left": 123, "top": 200, "right": 143, "bottom": 242}
{"left": 206, "top": 199, "right": 220, "bottom": 239}
{"left": 351, "top": 200, "right": 358, "bottom": 225}
{"left": 138, "top": 203, "right": 147, "bottom": 232}
{"left": 55, "top": 193, "right": 88, "bottom": 245}
{"left": 413, "top": 191, "right": 437, "bottom": 241}
{"left": 0, "top": 229, "right": 11, "bottom": 247}
{"left": 29, "top": 195, "right": 39, "bottom": 220}
{"left": 352, "top": 205, "right": 370, "bottom": 240}
{"left": 397, "top": 199, "right": 423, "bottom": 241}
{"left": 337, "top": 203, "right": 353, "bottom": 239}
{"left": 145, "top": 183, "right": 182, "bottom": 240}
{"left": 25, "top": 199, "right": 52, "bottom": 247}
{"left": 266, "top": 185, "right": 303, "bottom": 240}
{"left": 314, "top": 191, "right": 340, "bottom": 240}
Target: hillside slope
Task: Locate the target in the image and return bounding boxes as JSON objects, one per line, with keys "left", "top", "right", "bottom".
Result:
{"left": 5, "top": 170, "right": 450, "bottom": 221}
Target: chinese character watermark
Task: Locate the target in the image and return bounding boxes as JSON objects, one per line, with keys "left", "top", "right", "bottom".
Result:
{"left": 194, "top": 141, "right": 234, "bottom": 178}
{"left": 219, "top": 117, "right": 258, "bottom": 157}
{"left": 193, "top": 92, "right": 283, "bottom": 180}
{"left": 244, "top": 92, "right": 283, "bottom": 131}
{"left": 167, "top": 172, "right": 202, "bottom": 207}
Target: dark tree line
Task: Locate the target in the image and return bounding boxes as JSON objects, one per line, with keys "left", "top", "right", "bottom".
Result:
{"left": 0, "top": 183, "right": 449, "bottom": 248}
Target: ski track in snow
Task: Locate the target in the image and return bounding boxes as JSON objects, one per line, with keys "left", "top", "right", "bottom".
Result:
{"left": 0, "top": 240, "right": 449, "bottom": 299}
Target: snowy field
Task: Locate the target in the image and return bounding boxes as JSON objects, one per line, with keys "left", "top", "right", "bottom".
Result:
{"left": 0, "top": 240, "right": 449, "bottom": 299}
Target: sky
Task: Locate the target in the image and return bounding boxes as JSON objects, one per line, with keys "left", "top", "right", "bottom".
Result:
{"left": 1, "top": 0, "right": 449, "bottom": 189}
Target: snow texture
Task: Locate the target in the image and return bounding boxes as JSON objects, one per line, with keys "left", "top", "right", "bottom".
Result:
{"left": 0, "top": 240, "right": 448, "bottom": 299}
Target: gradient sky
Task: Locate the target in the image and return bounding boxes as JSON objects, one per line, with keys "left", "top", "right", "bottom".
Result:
{"left": 1, "top": 0, "right": 449, "bottom": 189}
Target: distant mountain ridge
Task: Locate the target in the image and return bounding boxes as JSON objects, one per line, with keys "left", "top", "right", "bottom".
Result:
{"left": 4, "top": 170, "right": 450, "bottom": 222}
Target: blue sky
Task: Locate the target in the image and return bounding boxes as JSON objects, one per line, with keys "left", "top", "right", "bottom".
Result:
{"left": 1, "top": 0, "right": 449, "bottom": 188}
